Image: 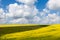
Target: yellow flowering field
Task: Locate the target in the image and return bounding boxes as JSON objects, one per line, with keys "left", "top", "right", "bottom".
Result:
{"left": 0, "top": 24, "right": 60, "bottom": 40}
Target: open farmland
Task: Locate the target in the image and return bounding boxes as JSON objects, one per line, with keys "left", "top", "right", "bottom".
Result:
{"left": 0, "top": 24, "right": 60, "bottom": 40}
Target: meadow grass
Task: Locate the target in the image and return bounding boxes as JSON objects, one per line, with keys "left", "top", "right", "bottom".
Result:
{"left": 0, "top": 24, "right": 60, "bottom": 40}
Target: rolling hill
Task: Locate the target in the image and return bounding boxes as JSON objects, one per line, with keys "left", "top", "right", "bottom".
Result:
{"left": 0, "top": 24, "right": 60, "bottom": 40}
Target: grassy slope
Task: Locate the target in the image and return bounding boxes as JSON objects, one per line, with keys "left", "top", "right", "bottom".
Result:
{"left": 0, "top": 24, "right": 60, "bottom": 40}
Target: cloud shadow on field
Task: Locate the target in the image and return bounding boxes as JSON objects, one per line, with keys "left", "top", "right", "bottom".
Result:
{"left": 0, "top": 25, "right": 49, "bottom": 36}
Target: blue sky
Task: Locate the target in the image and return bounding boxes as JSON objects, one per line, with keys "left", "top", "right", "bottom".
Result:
{"left": 35, "top": 0, "right": 48, "bottom": 11}
{"left": 0, "top": 0, "right": 48, "bottom": 11}
{"left": 0, "top": 0, "right": 16, "bottom": 9}
{"left": 0, "top": 0, "right": 60, "bottom": 24}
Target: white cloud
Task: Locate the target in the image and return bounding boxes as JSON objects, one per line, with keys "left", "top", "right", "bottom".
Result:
{"left": 46, "top": 0, "right": 60, "bottom": 24}
{"left": 0, "top": 8, "right": 6, "bottom": 24}
{"left": 39, "top": 8, "right": 60, "bottom": 24}
{"left": 7, "top": 3, "right": 38, "bottom": 18}
{"left": 47, "top": 13, "right": 60, "bottom": 24}
{"left": 40, "top": 9, "right": 50, "bottom": 16}
{"left": 5, "top": 2, "right": 39, "bottom": 24}
{"left": 9, "top": 18, "right": 29, "bottom": 24}
{"left": 0, "top": 0, "right": 60, "bottom": 24}
{"left": 0, "top": 8, "right": 4, "bottom": 13}
{"left": 40, "top": 13, "right": 60, "bottom": 24}
{"left": 0, "top": 0, "right": 41, "bottom": 24}
{"left": 47, "top": 0, "right": 60, "bottom": 10}
{"left": 32, "top": 16, "right": 41, "bottom": 24}
{"left": 16, "top": 0, "right": 37, "bottom": 5}
{"left": 27, "top": 16, "right": 41, "bottom": 24}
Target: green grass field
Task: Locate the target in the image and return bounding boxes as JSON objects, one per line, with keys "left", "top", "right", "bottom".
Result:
{"left": 0, "top": 24, "right": 60, "bottom": 40}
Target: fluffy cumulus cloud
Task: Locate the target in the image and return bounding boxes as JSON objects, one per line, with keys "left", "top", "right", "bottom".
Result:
{"left": 9, "top": 18, "right": 29, "bottom": 24}
{"left": 37, "top": 0, "right": 60, "bottom": 24}
{"left": 39, "top": 14, "right": 60, "bottom": 24}
{"left": 16, "top": 0, "right": 37, "bottom": 5}
{"left": 47, "top": 13, "right": 60, "bottom": 23}
{"left": 7, "top": 3, "right": 38, "bottom": 18}
{"left": 0, "top": 8, "right": 6, "bottom": 24}
{"left": 0, "top": 0, "right": 60, "bottom": 24}
{"left": 47, "top": 0, "right": 60, "bottom": 10}
{"left": 4, "top": 0, "right": 40, "bottom": 24}
{"left": 5, "top": 2, "right": 39, "bottom": 24}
